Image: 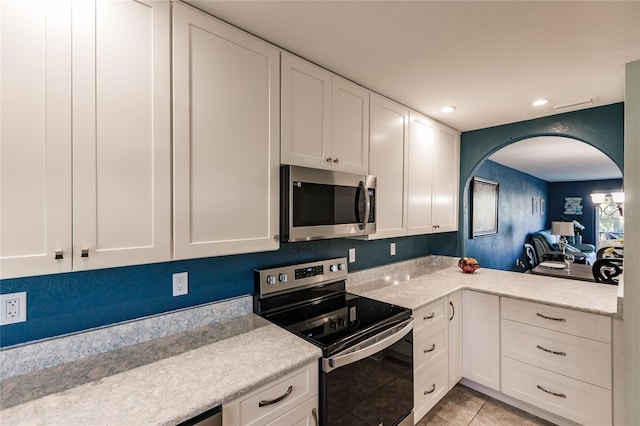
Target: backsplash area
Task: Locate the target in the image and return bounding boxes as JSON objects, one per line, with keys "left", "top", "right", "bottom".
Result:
{"left": 0, "top": 233, "right": 457, "bottom": 348}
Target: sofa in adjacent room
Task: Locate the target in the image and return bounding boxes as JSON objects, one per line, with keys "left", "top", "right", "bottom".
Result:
{"left": 529, "top": 229, "right": 596, "bottom": 265}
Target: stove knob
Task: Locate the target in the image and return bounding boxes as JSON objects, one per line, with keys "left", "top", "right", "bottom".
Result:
{"left": 338, "top": 263, "right": 346, "bottom": 271}
{"left": 330, "top": 264, "right": 338, "bottom": 272}
{"left": 266, "top": 275, "right": 276, "bottom": 285}
{"left": 278, "top": 273, "right": 288, "bottom": 283}
{"left": 329, "top": 321, "right": 337, "bottom": 329}
{"left": 338, "top": 318, "right": 345, "bottom": 327}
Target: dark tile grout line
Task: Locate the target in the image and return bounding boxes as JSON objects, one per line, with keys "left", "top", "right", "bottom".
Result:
{"left": 467, "top": 398, "right": 489, "bottom": 426}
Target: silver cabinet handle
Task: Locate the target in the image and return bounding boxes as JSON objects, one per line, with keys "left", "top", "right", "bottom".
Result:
{"left": 536, "top": 345, "right": 567, "bottom": 356}
{"left": 423, "top": 344, "right": 436, "bottom": 353}
{"left": 333, "top": 158, "right": 339, "bottom": 163}
{"left": 312, "top": 407, "right": 318, "bottom": 426}
{"left": 81, "top": 249, "right": 89, "bottom": 258}
{"left": 326, "top": 157, "right": 332, "bottom": 162}
{"left": 258, "top": 385, "right": 293, "bottom": 407}
{"left": 449, "top": 301, "right": 455, "bottom": 321}
{"left": 423, "top": 384, "right": 436, "bottom": 395}
{"left": 537, "top": 384, "right": 566, "bottom": 398}
{"left": 423, "top": 312, "right": 435, "bottom": 320}
{"left": 536, "top": 312, "right": 566, "bottom": 322}
{"left": 54, "top": 250, "right": 64, "bottom": 260}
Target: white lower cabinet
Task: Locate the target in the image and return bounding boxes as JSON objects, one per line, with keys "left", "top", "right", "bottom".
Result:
{"left": 501, "top": 357, "right": 611, "bottom": 426}
{"left": 447, "top": 291, "right": 463, "bottom": 389}
{"left": 462, "top": 291, "right": 500, "bottom": 391}
{"left": 500, "top": 297, "right": 613, "bottom": 426}
{"left": 413, "top": 298, "right": 449, "bottom": 420}
{"left": 223, "top": 362, "right": 318, "bottom": 426}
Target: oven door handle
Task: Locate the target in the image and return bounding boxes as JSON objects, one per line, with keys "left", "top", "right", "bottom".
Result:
{"left": 322, "top": 318, "right": 413, "bottom": 373}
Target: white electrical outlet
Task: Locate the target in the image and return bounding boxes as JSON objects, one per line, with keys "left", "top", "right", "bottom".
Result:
{"left": 172, "top": 272, "right": 189, "bottom": 296}
{"left": 1, "top": 292, "right": 27, "bottom": 325}
{"left": 390, "top": 242, "right": 396, "bottom": 256}
{"left": 348, "top": 248, "right": 356, "bottom": 263}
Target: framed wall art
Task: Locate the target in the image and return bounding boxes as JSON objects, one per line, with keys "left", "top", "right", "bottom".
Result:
{"left": 470, "top": 177, "right": 499, "bottom": 238}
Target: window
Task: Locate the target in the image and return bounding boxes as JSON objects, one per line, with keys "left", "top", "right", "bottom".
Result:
{"left": 595, "top": 194, "right": 624, "bottom": 242}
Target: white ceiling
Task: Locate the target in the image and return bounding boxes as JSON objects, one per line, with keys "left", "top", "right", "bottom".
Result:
{"left": 184, "top": 0, "right": 637, "bottom": 181}
{"left": 488, "top": 136, "right": 622, "bottom": 183}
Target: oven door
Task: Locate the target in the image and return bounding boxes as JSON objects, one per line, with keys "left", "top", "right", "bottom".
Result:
{"left": 320, "top": 318, "right": 414, "bottom": 426}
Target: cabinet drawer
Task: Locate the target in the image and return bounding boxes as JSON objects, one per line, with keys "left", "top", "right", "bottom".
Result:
{"left": 501, "top": 319, "right": 611, "bottom": 388}
{"left": 413, "top": 299, "right": 446, "bottom": 332}
{"left": 414, "top": 357, "right": 448, "bottom": 420}
{"left": 501, "top": 298, "right": 611, "bottom": 343}
{"left": 223, "top": 362, "right": 318, "bottom": 426}
{"left": 502, "top": 357, "right": 611, "bottom": 426}
{"left": 265, "top": 396, "right": 318, "bottom": 426}
{"left": 414, "top": 323, "right": 447, "bottom": 373}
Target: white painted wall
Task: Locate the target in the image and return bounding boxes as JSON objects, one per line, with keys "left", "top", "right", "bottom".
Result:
{"left": 623, "top": 59, "right": 640, "bottom": 426}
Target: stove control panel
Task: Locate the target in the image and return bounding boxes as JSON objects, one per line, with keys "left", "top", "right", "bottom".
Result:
{"left": 255, "top": 257, "right": 348, "bottom": 297}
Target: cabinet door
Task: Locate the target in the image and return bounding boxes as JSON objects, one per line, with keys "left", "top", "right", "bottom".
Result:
{"left": 173, "top": 2, "right": 279, "bottom": 259}
{"left": 265, "top": 397, "right": 318, "bottom": 426}
{"left": 368, "top": 94, "right": 409, "bottom": 239}
{"left": 432, "top": 124, "right": 460, "bottom": 233}
{"left": 330, "top": 76, "right": 369, "bottom": 174}
{"left": 0, "top": 0, "right": 72, "bottom": 278}
{"left": 448, "top": 291, "right": 463, "bottom": 389}
{"left": 407, "top": 111, "right": 435, "bottom": 235}
{"left": 72, "top": 0, "right": 171, "bottom": 270}
{"left": 281, "top": 53, "right": 332, "bottom": 170}
{"left": 462, "top": 290, "right": 500, "bottom": 391}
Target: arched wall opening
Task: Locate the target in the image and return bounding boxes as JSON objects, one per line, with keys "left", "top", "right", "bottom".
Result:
{"left": 454, "top": 103, "right": 624, "bottom": 270}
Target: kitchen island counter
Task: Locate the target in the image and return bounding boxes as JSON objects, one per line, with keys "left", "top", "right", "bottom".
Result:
{"left": 347, "top": 256, "right": 620, "bottom": 317}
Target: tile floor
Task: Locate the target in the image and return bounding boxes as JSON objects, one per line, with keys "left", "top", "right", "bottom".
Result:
{"left": 416, "top": 384, "right": 556, "bottom": 426}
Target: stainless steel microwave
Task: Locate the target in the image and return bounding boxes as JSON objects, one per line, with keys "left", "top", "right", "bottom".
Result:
{"left": 281, "top": 165, "right": 376, "bottom": 242}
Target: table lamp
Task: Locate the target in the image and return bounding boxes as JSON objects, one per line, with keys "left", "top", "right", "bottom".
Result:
{"left": 552, "top": 221, "right": 574, "bottom": 254}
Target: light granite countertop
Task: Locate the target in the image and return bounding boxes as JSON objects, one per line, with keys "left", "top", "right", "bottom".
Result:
{"left": 347, "top": 257, "right": 620, "bottom": 317}
{"left": 0, "top": 314, "right": 322, "bottom": 425}
{"left": 0, "top": 256, "right": 621, "bottom": 426}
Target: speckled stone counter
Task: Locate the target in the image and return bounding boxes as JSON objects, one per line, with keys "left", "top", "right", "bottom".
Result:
{"left": 0, "top": 314, "right": 322, "bottom": 425}
{"left": 347, "top": 256, "right": 620, "bottom": 317}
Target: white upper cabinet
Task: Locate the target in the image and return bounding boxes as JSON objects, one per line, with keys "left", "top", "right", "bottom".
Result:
{"left": 172, "top": 2, "right": 280, "bottom": 259}
{"left": 1, "top": 0, "right": 171, "bottom": 278}
{"left": 407, "top": 111, "right": 436, "bottom": 235}
{"left": 72, "top": 0, "right": 171, "bottom": 270}
{"left": 432, "top": 124, "right": 460, "bottom": 233}
{"left": 281, "top": 53, "right": 369, "bottom": 174}
{"left": 368, "top": 94, "right": 409, "bottom": 239}
{"left": 407, "top": 112, "right": 460, "bottom": 236}
{"left": 1, "top": 0, "right": 73, "bottom": 278}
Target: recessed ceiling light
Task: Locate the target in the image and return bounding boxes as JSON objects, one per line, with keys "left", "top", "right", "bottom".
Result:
{"left": 441, "top": 106, "right": 456, "bottom": 113}
{"left": 532, "top": 99, "right": 548, "bottom": 106}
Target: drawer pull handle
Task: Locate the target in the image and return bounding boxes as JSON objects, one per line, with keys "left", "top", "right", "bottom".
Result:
{"left": 424, "top": 344, "right": 436, "bottom": 353}
{"left": 54, "top": 250, "right": 64, "bottom": 260}
{"left": 423, "top": 312, "right": 435, "bottom": 320}
{"left": 536, "top": 384, "right": 566, "bottom": 398}
{"left": 536, "top": 312, "right": 566, "bottom": 322}
{"left": 312, "top": 407, "right": 318, "bottom": 426}
{"left": 536, "top": 345, "right": 567, "bottom": 356}
{"left": 424, "top": 384, "right": 436, "bottom": 395}
{"left": 258, "top": 385, "right": 293, "bottom": 407}
{"left": 449, "top": 301, "right": 455, "bottom": 321}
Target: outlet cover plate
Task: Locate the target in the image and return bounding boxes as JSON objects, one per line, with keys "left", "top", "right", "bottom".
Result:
{"left": 1, "top": 292, "right": 27, "bottom": 325}
{"left": 172, "top": 272, "right": 189, "bottom": 297}
{"left": 390, "top": 243, "right": 396, "bottom": 256}
{"left": 348, "top": 248, "right": 356, "bottom": 263}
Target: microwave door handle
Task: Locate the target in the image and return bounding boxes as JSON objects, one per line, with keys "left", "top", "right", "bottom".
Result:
{"left": 359, "top": 180, "right": 370, "bottom": 230}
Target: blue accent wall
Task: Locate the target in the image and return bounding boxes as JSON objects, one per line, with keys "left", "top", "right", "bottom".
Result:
{"left": 0, "top": 234, "right": 443, "bottom": 347}
{"left": 467, "top": 160, "right": 548, "bottom": 271}
{"left": 459, "top": 103, "right": 625, "bottom": 258}
{"left": 547, "top": 179, "right": 623, "bottom": 245}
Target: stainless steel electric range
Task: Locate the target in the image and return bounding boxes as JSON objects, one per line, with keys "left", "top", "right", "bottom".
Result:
{"left": 254, "top": 258, "right": 414, "bottom": 426}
